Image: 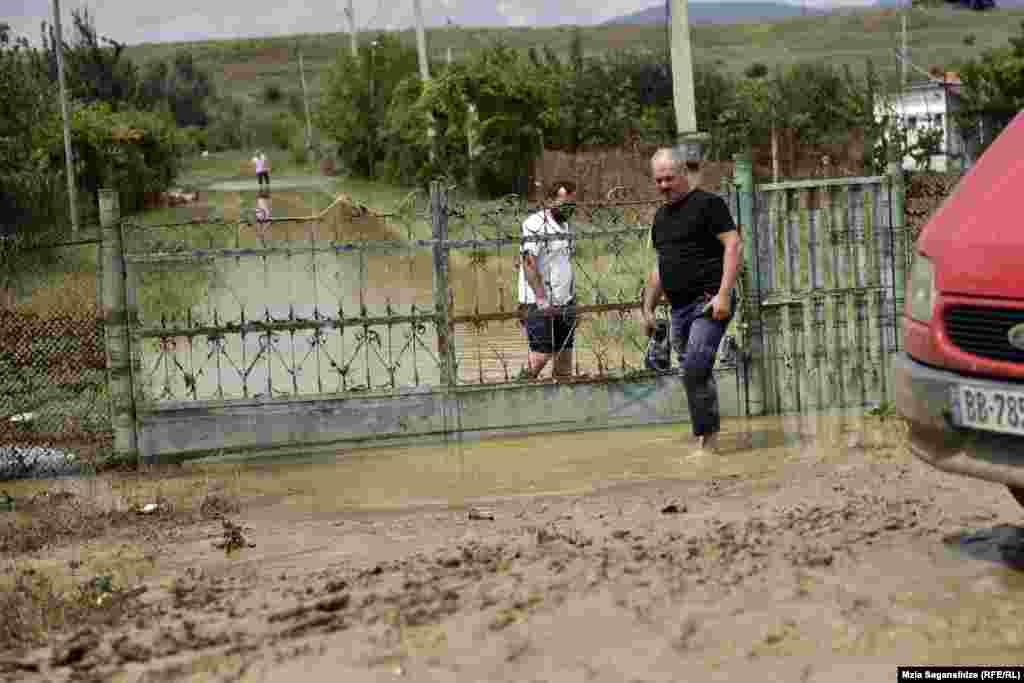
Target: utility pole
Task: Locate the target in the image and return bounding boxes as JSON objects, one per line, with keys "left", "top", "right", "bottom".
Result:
{"left": 369, "top": 40, "right": 378, "bottom": 178}
{"left": 445, "top": 17, "right": 454, "bottom": 66}
{"left": 298, "top": 49, "right": 314, "bottom": 159}
{"left": 669, "top": 0, "right": 708, "bottom": 170}
{"left": 412, "top": 0, "right": 430, "bottom": 80}
{"left": 412, "top": 0, "right": 438, "bottom": 163}
{"left": 901, "top": 6, "right": 908, "bottom": 91}
{"left": 345, "top": 0, "right": 358, "bottom": 57}
{"left": 52, "top": 0, "right": 79, "bottom": 234}
{"left": 669, "top": 0, "right": 698, "bottom": 137}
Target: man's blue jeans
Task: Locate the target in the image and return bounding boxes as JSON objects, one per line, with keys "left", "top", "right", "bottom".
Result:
{"left": 670, "top": 293, "right": 735, "bottom": 437}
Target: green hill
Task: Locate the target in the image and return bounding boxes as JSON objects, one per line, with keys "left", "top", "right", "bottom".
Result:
{"left": 123, "top": 7, "right": 1021, "bottom": 136}
{"left": 607, "top": 2, "right": 830, "bottom": 25}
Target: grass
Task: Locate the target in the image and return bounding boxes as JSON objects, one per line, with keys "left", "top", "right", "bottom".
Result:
{"left": 6, "top": 245, "right": 101, "bottom": 318}
{"left": 124, "top": 6, "right": 1024, "bottom": 115}
{"left": 178, "top": 149, "right": 321, "bottom": 188}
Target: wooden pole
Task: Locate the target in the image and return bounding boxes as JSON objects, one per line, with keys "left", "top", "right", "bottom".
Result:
{"left": 298, "top": 50, "right": 314, "bottom": 158}
{"left": 412, "top": 0, "right": 438, "bottom": 163}
{"left": 345, "top": 0, "right": 358, "bottom": 57}
{"left": 52, "top": 0, "right": 79, "bottom": 234}
{"left": 669, "top": 0, "right": 697, "bottom": 136}
{"left": 413, "top": 0, "right": 431, "bottom": 81}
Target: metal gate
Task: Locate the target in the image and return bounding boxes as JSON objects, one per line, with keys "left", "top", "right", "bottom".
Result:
{"left": 730, "top": 159, "right": 909, "bottom": 416}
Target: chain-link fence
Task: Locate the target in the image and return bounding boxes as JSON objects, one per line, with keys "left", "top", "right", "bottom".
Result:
{"left": 0, "top": 232, "right": 112, "bottom": 479}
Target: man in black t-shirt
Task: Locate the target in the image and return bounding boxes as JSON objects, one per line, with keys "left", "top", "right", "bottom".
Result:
{"left": 642, "top": 147, "right": 742, "bottom": 454}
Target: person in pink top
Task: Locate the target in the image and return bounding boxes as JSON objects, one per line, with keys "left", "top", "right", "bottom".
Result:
{"left": 253, "top": 151, "right": 270, "bottom": 190}
{"left": 255, "top": 191, "right": 272, "bottom": 241}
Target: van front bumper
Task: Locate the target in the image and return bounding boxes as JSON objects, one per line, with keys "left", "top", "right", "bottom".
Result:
{"left": 893, "top": 352, "right": 1024, "bottom": 490}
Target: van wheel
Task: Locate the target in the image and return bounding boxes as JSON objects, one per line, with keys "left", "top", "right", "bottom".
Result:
{"left": 1008, "top": 486, "right": 1024, "bottom": 508}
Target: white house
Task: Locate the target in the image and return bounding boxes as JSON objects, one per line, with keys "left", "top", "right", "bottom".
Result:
{"left": 875, "top": 73, "right": 967, "bottom": 172}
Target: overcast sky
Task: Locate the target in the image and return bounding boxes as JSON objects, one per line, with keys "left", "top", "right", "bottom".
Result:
{"left": 5, "top": 0, "right": 873, "bottom": 45}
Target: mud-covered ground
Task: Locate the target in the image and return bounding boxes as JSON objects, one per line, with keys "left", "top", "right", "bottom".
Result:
{"left": 4, "top": 413, "right": 1024, "bottom": 682}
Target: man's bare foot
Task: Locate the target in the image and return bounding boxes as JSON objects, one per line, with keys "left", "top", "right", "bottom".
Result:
{"left": 696, "top": 433, "right": 720, "bottom": 454}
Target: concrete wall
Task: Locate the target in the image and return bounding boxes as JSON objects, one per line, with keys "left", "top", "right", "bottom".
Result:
{"left": 137, "top": 370, "right": 745, "bottom": 462}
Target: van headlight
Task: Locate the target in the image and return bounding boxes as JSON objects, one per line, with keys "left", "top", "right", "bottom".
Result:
{"left": 907, "top": 253, "right": 936, "bottom": 323}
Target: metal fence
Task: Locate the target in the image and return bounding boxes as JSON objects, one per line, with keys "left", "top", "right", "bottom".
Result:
{"left": 0, "top": 231, "right": 112, "bottom": 478}
{"left": 0, "top": 160, "right": 916, "bottom": 471}
{"left": 738, "top": 171, "right": 910, "bottom": 414}
{"left": 119, "top": 184, "right": 740, "bottom": 406}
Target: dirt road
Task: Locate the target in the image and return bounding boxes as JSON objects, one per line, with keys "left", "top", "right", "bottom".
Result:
{"left": 5, "top": 413, "right": 1024, "bottom": 681}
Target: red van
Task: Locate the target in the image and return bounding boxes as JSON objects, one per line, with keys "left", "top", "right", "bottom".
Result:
{"left": 894, "top": 111, "right": 1024, "bottom": 505}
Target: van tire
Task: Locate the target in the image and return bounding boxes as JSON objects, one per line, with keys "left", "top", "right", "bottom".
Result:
{"left": 1008, "top": 486, "right": 1024, "bottom": 508}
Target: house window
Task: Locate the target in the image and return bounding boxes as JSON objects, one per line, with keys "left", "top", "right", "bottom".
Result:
{"left": 907, "top": 116, "right": 918, "bottom": 129}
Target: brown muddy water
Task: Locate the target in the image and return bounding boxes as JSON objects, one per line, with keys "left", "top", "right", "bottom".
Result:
{"left": 187, "top": 414, "right": 832, "bottom": 511}
{"left": 9, "top": 415, "right": 1024, "bottom": 681}
{"left": 136, "top": 210, "right": 652, "bottom": 401}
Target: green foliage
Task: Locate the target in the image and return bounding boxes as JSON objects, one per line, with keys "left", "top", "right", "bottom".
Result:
{"left": 270, "top": 112, "right": 300, "bottom": 150}
{"left": 1, "top": 19, "right": 186, "bottom": 236}
{"left": 410, "top": 43, "right": 549, "bottom": 195}
{"left": 137, "top": 51, "right": 214, "bottom": 128}
{"left": 58, "top": 102, "right": 185, "bottom": 213}
{"left": 956, "top": 20, "right": 1024, "bottom": 156}
{"left": 0, "top": 25, "right": 60, "bottom": 235}
{"left": 744, "top": 62, "right": 769, "bottom": 79}
{"left": 909, "top": 126, "right": 944, "bottom": 169}
{"left": 316, "top": 35, "right": 420, "bottom": 179}
{"left": 38, "top": 8, "right": 139, "bottom": 108}
{"left": 263, "top": 84, "right": 283, "bottom": 104}
{"left": 203, "top": 97, "right": 246, "bottom": 151}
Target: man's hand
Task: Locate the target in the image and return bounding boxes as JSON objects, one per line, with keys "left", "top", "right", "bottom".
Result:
{"left": 710, "top": 292, "right": 732, "bottom": 321}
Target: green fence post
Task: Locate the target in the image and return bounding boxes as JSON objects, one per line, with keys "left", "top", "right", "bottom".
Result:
{"left": 888, "top": 160, "right": 907, "bottom": 343}
{"left": 734, "top": 152, "right": 766, "bottom": 415}
{"left": 100, "top": 189, "right": 138, "bottom": 465}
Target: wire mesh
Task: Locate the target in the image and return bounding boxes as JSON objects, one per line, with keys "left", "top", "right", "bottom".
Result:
{"left": 0, "top": 233, "right": 112, "bottom": 478}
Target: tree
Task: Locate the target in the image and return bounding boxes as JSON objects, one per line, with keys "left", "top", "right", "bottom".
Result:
{"left": 2, "top": 18, "right": 186, "bottom": 236}
{"left": 138, "top": 51, "right": 214, "bottom": 128}
{"left": 744, "top": 62, "right": 769, "bottom": 79}
{"left": 39, "top": 8, "right": 139, "bottom": 108}
{"left": 0, "top": 24, "right": 59, "bottom": 236}
{"left": 956, "top": 20, "right": 1024, "bottom": 157}
{"left": 843, "top": 59, "right": 890, "bottom": 173}
{"left": 396, "top": 43, "right": 550, "bottom": 195}
{"left": 317, "top": 35, "right": 419, "bottom": 178}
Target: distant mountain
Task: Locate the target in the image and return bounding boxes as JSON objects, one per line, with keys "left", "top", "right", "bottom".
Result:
{"left": 607, "top": 2, "right": 830, "bottom": 25}
{"left": 874, "top": 0, "right": 1024, "bottom": 7}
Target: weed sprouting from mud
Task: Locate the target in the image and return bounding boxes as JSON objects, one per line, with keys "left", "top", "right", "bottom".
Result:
{"left": 213, "top": 518, "right": 255, "bottom": 554}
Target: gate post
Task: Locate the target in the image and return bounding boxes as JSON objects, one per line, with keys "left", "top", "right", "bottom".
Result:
{"left": 887, "top": 159, "right": 907, "bottom": 348}
{"left": 430, "top": 182, "right": 456, "bottom": 386}
{"left": 100, "top": 189, "right": 138, "bottom": 464}
{"left": 734, "top": 152, "right": 767, "bottom": 415}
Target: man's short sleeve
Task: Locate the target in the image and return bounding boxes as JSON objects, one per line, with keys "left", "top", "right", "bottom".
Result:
{"left": 521, "top": 213, "right": 543, "bottom": 256}
{"left": 706, "top": 194, "right": 737, "bottom": 236}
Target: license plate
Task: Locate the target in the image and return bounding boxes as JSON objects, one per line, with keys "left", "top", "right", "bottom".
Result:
{"left": 951, "top": 384, "right": 1024, "bottom": 436}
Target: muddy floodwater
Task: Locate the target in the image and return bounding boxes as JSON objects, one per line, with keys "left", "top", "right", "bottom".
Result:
{"left": 7, "top": 413, "right": 1024, "bottom": 681}
{"left": 135, "top": 209, "right": 653, "bottom": 401}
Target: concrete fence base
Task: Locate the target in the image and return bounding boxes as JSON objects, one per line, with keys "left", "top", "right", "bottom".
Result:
{"left": 138, "top": 372, "right": 743, "bottom": 463}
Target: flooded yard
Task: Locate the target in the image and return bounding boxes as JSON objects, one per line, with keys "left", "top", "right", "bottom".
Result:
{"left": 4, "top": 412, "right": 1024, "bottom": 681}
